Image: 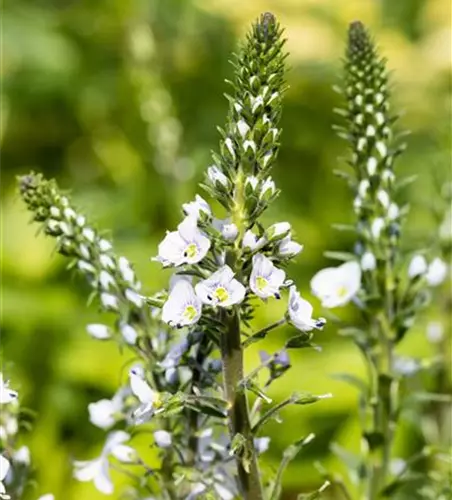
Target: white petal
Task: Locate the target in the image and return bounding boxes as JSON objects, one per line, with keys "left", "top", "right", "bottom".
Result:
{"left": 125, "top": 289, "right": 143, "bottom": 308}
{"left": 162, "top": 280, "right": 202, "bottom": 326}
{"left": 100, "top": 293, "right": 118, "bottom": 310}
{"left": 104, "top": 431, "right": 130, "bottom": 454}
{"left": 157, "top": 230, "right": 186, "bottom": 266}
{"left": 361, "top": 252, "right": 376, "bottom": 271}
{"left": 111, "top": 444, "right": 136, "bottom": 463}
{"left": 118, "top": 257, "right": 135, "bottom": 283}
{"left": 242, "top": 230, "right": 259, "bottom": 250}
{"left": 73, "top": 458, "right": 103, "bottom": 482}
{"left": 93, "top": 460, "right": 114, "bottom": 494}
{"left": 223, "top": 279, "right": 246, "bottom": 306}
{"left": 37, "top": 495, "right": 55, "bottom": 500}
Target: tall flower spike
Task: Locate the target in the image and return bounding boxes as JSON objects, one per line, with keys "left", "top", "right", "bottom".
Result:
{"left": 205, "top": 12, "right": 287, "bottom": 213}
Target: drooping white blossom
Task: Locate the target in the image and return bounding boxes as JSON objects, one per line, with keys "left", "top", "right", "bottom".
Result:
{"left": 425, "top": 257, "right": 448, "bottom": 286}
{"left": 182, "top": 195, "right": 211, "bottom": 219}
{"left": 242, "top": 230, "right": 264, "bottom": 251}
{"left": 195, "top": 266, "right": 246, "bottom": 307}
{"left": 155, "top": 216, "right": 211, "bottom": 267}
{"left": 73, "top": 431, "right": 135, "bottom": 495}
{"left": 408, "top": 255, "right": 428, "bottom": 279}
{"left": 162, "top": 280, "right": 202, "bottom": 327}
{"left": 311, "top": 261, "right": 361, "bottom": 308}
{"left": 0, "top": 375, "right": 18, "bottom": 405}
{"left": 250, "top": 254, "right": 286, "bottom": 299}
{"left": 213, "top": 219, "right": 239, "bottom": 241}
{"left": 288, "top": 287, "right": 326, "bottom": 332}
{"left": 278, "top": 235, "right": 303, "bottom": 257}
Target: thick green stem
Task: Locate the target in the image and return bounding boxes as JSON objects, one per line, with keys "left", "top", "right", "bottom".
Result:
{"left": 221, "top": 308, "right": 264, "bottom": 500}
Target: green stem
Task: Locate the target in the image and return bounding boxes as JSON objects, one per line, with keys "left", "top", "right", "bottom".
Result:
{"left": 221, "top": 308, "right": 264, "bottom": 500}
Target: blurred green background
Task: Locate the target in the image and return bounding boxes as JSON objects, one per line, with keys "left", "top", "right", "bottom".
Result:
{"left": 1, "top": 0, "right": 451, "bottom": 498}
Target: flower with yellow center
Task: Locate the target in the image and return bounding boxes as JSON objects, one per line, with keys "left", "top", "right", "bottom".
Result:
{"left": 155, "top": 216, "right": 210, "bottom": 267}
{"left": 250, "top": 253, "right": 286, "bottom": 300}
{"left": 162, "top": 279, "right": 202, "bottom": 327}
{"left": 310, "top": 261, "right": 361, "bottom": 308}
{"left": 195, "top": 266, "right": 246, "bottom": 307}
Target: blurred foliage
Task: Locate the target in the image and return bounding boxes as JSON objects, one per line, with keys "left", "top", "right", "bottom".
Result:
{"left": 1, "top": 0, "right": 450, "bottom": 498}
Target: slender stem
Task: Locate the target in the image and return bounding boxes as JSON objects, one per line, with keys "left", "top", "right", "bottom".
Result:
{"left": 221, "top": 308, "right": 264, "bottom": 500}
{"left": 243, "top": 318, "right": 286, "bottom": 347}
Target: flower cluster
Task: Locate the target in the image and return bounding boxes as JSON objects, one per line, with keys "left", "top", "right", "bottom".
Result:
{"left": 17, "top": 13, "right": 331, "bottom": 500}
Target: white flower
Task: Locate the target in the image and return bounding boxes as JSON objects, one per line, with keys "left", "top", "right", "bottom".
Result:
{"left": 73, "top": 431, "right": 135, "bottom": 494}
{"left": 14, "top": 446, "right": 30, "bottom": 465}
{"left": 86, "top": 324, "right": 111, "bottom": 340}
{"left": 426, "top": 321, "right": 444, "bottom": 343}
{"left": 162, "top": 280, "right": 202, "bottom": 327}
{"left": 125, "top": 289, "right": 143, "bottom": 308}
{"left": 118, "top": 257, "right": 135, "bottom": 283}
{"left": 99, "top": 270, "right": 115, "bottom": 290}
{"left": 76, "top": 215, "right": 86, "bottom": 227}
{"left": 251, "top": 95, "right": 264, "bottom": 113}
{"left": 426, "top": 257, "right": 448, "bottom": 286}
{"left": 120, "top": 324, "right": 138, "bottom": 344}
{"left": 129, "top": 368, "right": 160, "bottom": 422}
{"left": 254, "top": 437, "right": 270, "bottom": 454}
{"left": 0, "top": 455, "right": 10, "bottom": 499}
{"left": 156, "top": 216, "right": 211, "bottom": 267}
{"left": 371, "top": 218, "right": 385, "bottom": 239}
{"left": 408, "top": 255, "right": 427, "bottom": 279}
{"left": 37, "top": 495, "right": 54, "bottom": 500}
{"left": 288, "top": 287, "right": 326, "bottom": 332}
{"left": 242, "top": 230, "right": 264, "bottom": 251}
{"left": 64, "top": 207, "right": 77, "bottom": 220}
{"left": 99, "top": 254, "right": 115, "bottom": 270}
{"left": 377, "top": 190, "right": 390, "bottom": 209}
{"left": 245, "top": 176, "right": 259, "bottom": 191}
{"left": 50, "top": 206, "right": 60, "bottom": 218}
{"left": 79, "top": 244, "right": 90, "bottom": 260}
{"left": 358, "top": 179, "right": 370, "bottom": 198}
{"left": 361, "top": 251, "right": 376, "bottom": 271}
{"left": 78, "top": 260, "right": 95, "bottom": 274}
{"left": 0, "top": 375, "right": 18, "bottom": 405}
{"left": 367, "top": 157, "right": 378, "bottom": 175}
{"left": 278, "top": 235, "right": 303, "bottom": 257}
{"left": 375, "top": 141, "right": 387, "bottom": 158}
{"left": 266, "top": 222, "right": 291, "bottom": 241}
{"left": 207, "top": 166, "right": 228, "bottom": 187}
{"left": 88, "top": 387, "right": 127, "bottom": 430}
{"left": 224, "top": 138, "right": 235, "bottom": 158}
{"left": 387, "top": 203, "right": 399, "bottom": 220}
{"left": 213, "top": 219, "right": 238, "bottom": 241}
{"left": 250, "top": 254, "right": 286, "bottom": 299}
{"left": 99, "top": 239, "right": 112, "bottom": 252}
{"left": 243, "top": 140, "right": 256, "bottom": 153}
{"left": 311, "top": 261, "right": 362, "bottom": 308}
{"left": 182, "top": 195, "right": 211, "bottom": 219}
{"left": 236, "top": 120, "right": 250, "bottom": 138}
{"left": 100, "top": 293, "right": 118, "bottom": 310}
{"left": 82, "top": 228, "right": 95, "bottom": 242}
{"left": 154, "top": 430, "right": 172, "bottom": 448}
{"left": 195, "top": 266, "right": 246, "bottom": 307}
{"left": 260, "top": 177, "right": 275, "bottom": 198}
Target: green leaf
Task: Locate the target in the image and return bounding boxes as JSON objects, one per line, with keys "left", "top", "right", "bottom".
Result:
{"left": 331, "top": 373, "right": 368, "bottom": 394}
{"left": 323, "top": 251, "right": 356, "bottom": 261}
{"left": 285, "top": 331, "right": 314, "bottom": 349}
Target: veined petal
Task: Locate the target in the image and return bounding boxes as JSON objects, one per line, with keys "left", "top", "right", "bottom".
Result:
{"left": 110, "top": 444, "right": 136, "bottom": 463}
{"left": 162, "top": 280, "right": 202, "bottom": 327}
{"left": 88, "top": 399, "right": 117, "bottom": 429}
{"left": 157, "top": 231, "right": 186, "bottom": 266}
{"left": 104, "top": 431, "right": 130, "bottom": 454}
{"left": 93, "top": 459, "right": 114, "bottom": 495}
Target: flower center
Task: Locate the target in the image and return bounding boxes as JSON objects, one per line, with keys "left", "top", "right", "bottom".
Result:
{"left": 256, "top": 276, "right": 269, "bottom": 291}
{"left": 214, "top": 287, "right": 229, "bottom": 303}
{"left": 182, "top": 305, "right": 197, "bottom": 322}
{"left": 184, "top": 243, "right": 198, "bottom": 259}
{"left": 336, "top": 285, "right": 348, "bottom": 298}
